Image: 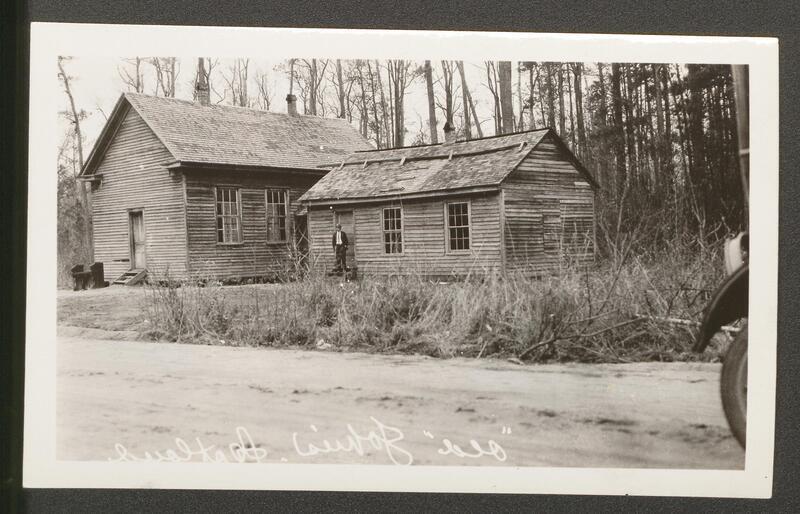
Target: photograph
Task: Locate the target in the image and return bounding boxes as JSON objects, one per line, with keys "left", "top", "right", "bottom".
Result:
{"left": 24, "top": 24, "right": 778, "bottom": 496}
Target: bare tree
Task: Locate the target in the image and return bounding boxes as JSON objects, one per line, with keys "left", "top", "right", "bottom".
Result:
{"left": 498, "top": 61, "right": 514, "bottom": 134}
{"left": 222, "top": 58, "right": 250, "bottom": 107}
{"left": 352, "top": 61, "right": 372, "bottom": 140}
{"left": 118, "top": 57, "right": 145, "bottom": 93}
{"left": 571, "top": 62, "right": 587, "bottom": 159}
{"left": 57, "top": 56, "right": 92, "bottom": 256}
{"left": 438, "top": 60, "right": 457, "bottom": 133}
{"left": 610, "top": 63, "right": 627, "bottom": 196}
{"left": 484, "top": 62, "right": 502, "bottom": 134}
{"left": 521, "top": 62, "right": 540, "bottom": 129}
{"left": 456, "top": 61, "right": 471, "bottom": 140}
{"left": 544, "top": 63, "right": 556, "bottom": 129}
{"left": 333, "top": 60, "right": 347, "bottom": 119}
{"left": 362, "top": 60, "right": 385, "bottom": 147}
{"left": 458, "top": 61, "right": 483, "bottom": 138}
{"left": 557, "top": 63, "right": 566, "bottom": 136}
{"left": 293, "top": 59, "right": 329, "bottom": 115}
{"left": 151, "top": 57, "right": 178, "bottom": 97}
{"left": 424, "top": 60, "right": 438, "bottom": 143}
{"left": 386, "top": 60, "right": 417, "bottom": 147}
{"left": 516, "top": 63, "right": 525, "bottom": 130}
{"left": 191, "top": 57, "right": 222, "bottom": 103}
{"left": 253, "top": 68, "right": 274, "bottom": 111}
{"left": 372, "top": 60, "right": 392, "bottom": 147}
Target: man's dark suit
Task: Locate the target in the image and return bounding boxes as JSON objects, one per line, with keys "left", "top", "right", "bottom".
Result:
{"left": 332, "top": 230, "right": 349, "bottom": 272}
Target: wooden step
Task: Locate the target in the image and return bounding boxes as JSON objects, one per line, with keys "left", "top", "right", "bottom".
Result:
{"left": 113, "top": 269, "right": 147, "bottom": 286}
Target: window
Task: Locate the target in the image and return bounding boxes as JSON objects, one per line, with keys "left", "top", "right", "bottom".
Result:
{"left": 382, "top": 207, "right": 403, "bottom": 254}
{"left": 446, "top": 201, "right": 470, "bottom": 251}
{"left": 265, "top": 189, "right": 288, "bottom": 242}
{"left": 215, "top": 187, "right": 242, "bottom": 243}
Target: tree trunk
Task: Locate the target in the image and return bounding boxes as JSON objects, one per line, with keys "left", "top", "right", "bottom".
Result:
{"left": 652, "top": 64, "right": 666, "bottom": 187}
{"left": 391, "top": 61, "right": 405, "bottom": 147}
{"left": 308, "top": 59, "right": 318, "bottom": 115}
{"left": 456, "top": 61, "right": 472, "bottom": 140}
{"left": 336, "top": 60, "right": 347, "bottom": 118}
{"left": 572, "top": 63, "right": 586, "bottom": 160}
{"left": 537, "top": 72, "right": 546, "bottom": 130}
{"left": 485, "top": 62, "right": 501, "bottom": 134}
{"left": 610, "top": 63, "right": 627, "bottom": 196}
{"left": 424, "top": 60, "right": 438, "bottom": 143}
{"left": 498, "top": 61, "right": 514, "bottom": 134}
{"left": 442, "top": 61, "right": 455, "bottom": 131}
{"left": 374, "top": 60, "right": 392, "bottom": 148}
{"left": 517, "top": 63, "right": 525, "bottom": 130}
{"left": 364, "top": 61, "right": 383, "bottom": 147}
{"left": 528, "top": 63, "right": 537, "bottom": 129}
{"left": 686, "top": 64, "right": 708, "bottom": 219}
{"left": 357, "top": 65, "right": 369, "bottom": 138}
{"left": 622, "top": 65, "right": 637, "bottom": 185}
{"left": 596, "top": 62, "right": 609, "bottom": 187}
{"left": 458, "top": 62, "right": 483, "bottom": 138}
{"left": 567, "top": 65, "right": 575, "bottom": 149}
{"left": 545, "top": 63, "right": 556, "bottom": 130}
{"left": 57, "top": 57, "right": 92, "bottom": 258}
{"left": 557, "top": 64, "right": 566, "bottom": 136}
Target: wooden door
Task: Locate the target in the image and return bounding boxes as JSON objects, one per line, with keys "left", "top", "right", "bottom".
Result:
{"left": 334, "top": 210, "right": 356, "bottom": 267}
{"left": 129, "top": 211, "right": 146, "bottom": 269}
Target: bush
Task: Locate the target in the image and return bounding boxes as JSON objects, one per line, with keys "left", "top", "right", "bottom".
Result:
{"left": 141, "top": 237, "right": 728, "bottom": 364}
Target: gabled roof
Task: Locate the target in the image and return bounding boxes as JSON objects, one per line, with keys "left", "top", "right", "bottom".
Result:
{"left": 81, "top": 93, "right": 372, "bottom": 176}
{"left": 299, "top": 128, "right": 597, "bottom": 203}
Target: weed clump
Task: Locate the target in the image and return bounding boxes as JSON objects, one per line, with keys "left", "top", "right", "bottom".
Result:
{"left": 142, "top": 235, "right": 726, "bottom": 364}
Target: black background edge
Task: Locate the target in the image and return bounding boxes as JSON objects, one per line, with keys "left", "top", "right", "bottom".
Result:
{"left": 3, "top": 1, "right": 798, "bottom": 512}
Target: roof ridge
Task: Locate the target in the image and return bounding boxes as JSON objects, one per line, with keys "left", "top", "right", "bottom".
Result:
{"left": 123, "top": 91, "right": 353, "bottom": 123}
{"left": 333, "top": 142, "right": 530, "bottom": 168}
{"left": 82, "top": 92, "right": 370, "bottom": 175}
{"left": 353, "top": 127, "right": 552, "bottom": 154}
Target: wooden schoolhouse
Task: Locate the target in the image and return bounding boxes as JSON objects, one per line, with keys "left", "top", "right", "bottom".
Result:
{"left": 299, "top": 125, "right": 598, "bottom": 277}
{"left": 78, "top": 73, "right": 370, "bottom": 284}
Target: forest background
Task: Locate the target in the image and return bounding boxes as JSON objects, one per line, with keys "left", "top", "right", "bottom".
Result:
{"left": 56, "top": 57, "right": 746, "bottom": 284}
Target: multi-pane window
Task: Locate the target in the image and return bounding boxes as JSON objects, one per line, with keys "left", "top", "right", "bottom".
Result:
{"left": 215, "top": 187, "right": 242, "bottom": 243}
{"left": 265, "top": 189, "right": 288, "bottom": 242}
{"left": 382, "top": 207, "right": 403, "bottom": 254}
{"left": 446, "top": 202, "right": 470, "bottom": 251}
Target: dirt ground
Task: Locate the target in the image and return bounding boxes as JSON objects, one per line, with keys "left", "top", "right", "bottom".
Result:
{"left": 58, "top": 286, "right": 150, "bottom": 332}
{"left": 57, "top": 330, "right": 744, "bottom": 468}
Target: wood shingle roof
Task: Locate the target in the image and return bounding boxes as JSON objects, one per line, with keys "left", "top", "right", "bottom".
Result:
{"left": 300, "top": 129, "right": 596, "bottom": 203}
{"left": 82, "top": 93, "right": 371, "bottom": 175}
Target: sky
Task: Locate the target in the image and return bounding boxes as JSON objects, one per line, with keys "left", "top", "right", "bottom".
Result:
{"left": 58, "top": 56, "right": 586, "bottom": 155}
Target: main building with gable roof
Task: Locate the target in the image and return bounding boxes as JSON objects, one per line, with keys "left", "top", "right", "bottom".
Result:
{"left": 79, "top": 89, "right": 370, "bottom": 284}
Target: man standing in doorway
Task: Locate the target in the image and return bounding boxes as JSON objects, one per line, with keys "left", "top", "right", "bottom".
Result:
{"left": 332, "top": 223, "right": 349, "bottom": 273}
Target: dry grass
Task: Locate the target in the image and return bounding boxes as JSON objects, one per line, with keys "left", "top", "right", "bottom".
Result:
{"left": 140, "top": 238, "right": 729, "bottom": 363}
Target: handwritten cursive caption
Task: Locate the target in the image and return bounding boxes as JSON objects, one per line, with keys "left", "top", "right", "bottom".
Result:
{"left": 109, "top": 417, "right": 509, "bottom": 465}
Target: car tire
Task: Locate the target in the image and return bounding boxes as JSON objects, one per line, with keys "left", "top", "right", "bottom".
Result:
{"left": 721, "top": 323, "right": 747, "bottom": 448}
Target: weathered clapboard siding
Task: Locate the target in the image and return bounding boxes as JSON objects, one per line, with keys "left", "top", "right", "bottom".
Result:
{"left": 184, "top": 169, "right": 320, "bottom": 279}
{"left": 502, "top": 134, "right": 595, "bottom": 273}
{"left": 91, "top": 106, "right": 187, "bottom": 282}
{"left": 308, "top": 193, "right": 502, "bottom": 277}
{"left": 308, "top": 208, "right": 336, "bottom": 272}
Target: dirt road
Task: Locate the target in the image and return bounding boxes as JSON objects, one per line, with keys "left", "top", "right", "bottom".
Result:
{"left": 57, "top": 335, "right": 744, "bottom": 468}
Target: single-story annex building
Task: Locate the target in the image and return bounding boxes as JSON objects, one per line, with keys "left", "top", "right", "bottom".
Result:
{"left": 78, "top": 90, "right": 370, "bottom": 284}
{"left": 299, "top": 126, "right": 599, "bottom": 277}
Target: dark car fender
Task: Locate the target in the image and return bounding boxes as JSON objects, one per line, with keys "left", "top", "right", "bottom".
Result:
{"left": 693, "top": 264, "right": 749, "bottom": 353}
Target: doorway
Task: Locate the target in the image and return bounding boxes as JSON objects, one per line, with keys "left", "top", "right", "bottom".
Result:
{"left": 129, "top": 210, "right": 146, "bottom": 269}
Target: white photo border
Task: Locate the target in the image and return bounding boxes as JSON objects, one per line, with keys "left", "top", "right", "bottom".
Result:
{"left": 24, "top": 22, "right": 779, "bottom": 497}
